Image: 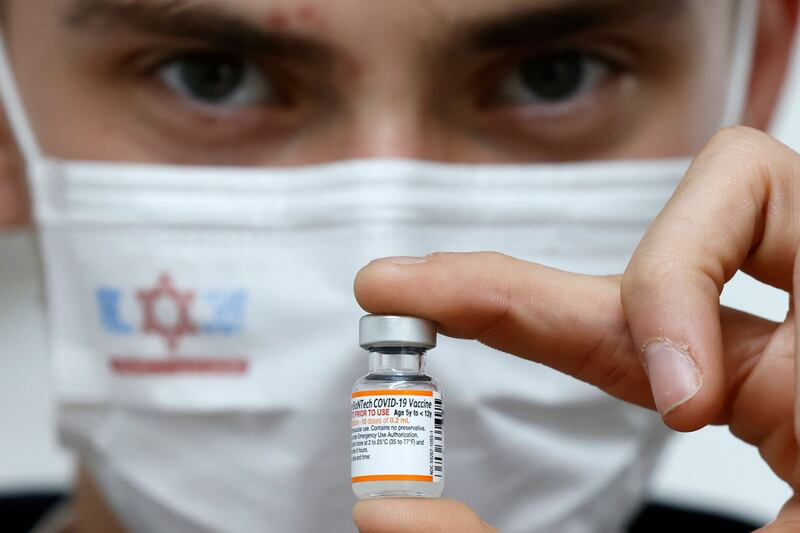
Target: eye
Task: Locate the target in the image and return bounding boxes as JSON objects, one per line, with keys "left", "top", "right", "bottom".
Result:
{"left": 157, "top": 52, "right": 276, "bottom": 108}
{"left": 495, "top": 51, "right": 613, "bottom": 106}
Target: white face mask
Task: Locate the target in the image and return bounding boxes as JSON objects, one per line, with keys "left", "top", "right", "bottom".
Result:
{"left": 35, "top": 157, "right": 691, "bottom": 533}
{"left": 0, "top": 2, "right": 758, "bottom": 533}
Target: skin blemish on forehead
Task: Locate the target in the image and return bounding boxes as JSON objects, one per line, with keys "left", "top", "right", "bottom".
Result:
{"left": 344, "top": 56, "right": 364, "bottom": 81}
{"left": 297, "top": 4, "right": 317, "bottom": 22}
{"left": 263, "top": 4, "right": 323, "bottom": 30}
{"left": 264, "top": 9, "right": 289, "bottom": 29}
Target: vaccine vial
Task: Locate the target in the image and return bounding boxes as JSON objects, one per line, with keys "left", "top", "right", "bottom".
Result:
{"left": 351, "top": 314, "right": 444, "bottom": 499}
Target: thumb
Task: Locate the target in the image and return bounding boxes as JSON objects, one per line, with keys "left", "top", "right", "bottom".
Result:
{"left": 353, "top": 498, "right": 497, "bottom": 533}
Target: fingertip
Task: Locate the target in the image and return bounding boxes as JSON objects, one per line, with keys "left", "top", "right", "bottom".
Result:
{"left": 353, "top": 254, "right": 437, "bottom": 308}
{"left": 352, "top": 498, "right": 493, "bottom": 533}
{"left": 639, "top": 335, "right": 726, "bottom": 432}
{"left": 352, "top": 498, "right": 423, "bottom": 533}
{"left": 660, "top": 385, "right": 726, "bottom": 433}
{"left": 353, "top": 251, "right": 520, "bottom": 342}
{"left": 351, "top": 498, "right": 377, "bottom": 529}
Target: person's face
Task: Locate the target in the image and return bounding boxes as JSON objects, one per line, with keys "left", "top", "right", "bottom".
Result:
{"left": 4, "top": 0, "right": 740, "bottom": 166}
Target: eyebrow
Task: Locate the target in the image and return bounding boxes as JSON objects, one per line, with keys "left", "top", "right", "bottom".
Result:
{"left": 464, "top": 0, "right": 689, "bottom": 51}
{"left": 63, "top": 0, "right": 331, "bottom": 61}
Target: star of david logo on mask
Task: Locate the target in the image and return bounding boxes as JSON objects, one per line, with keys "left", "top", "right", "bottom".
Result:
{"left": 137, "top": 273, "right": 197, "bottom": 353}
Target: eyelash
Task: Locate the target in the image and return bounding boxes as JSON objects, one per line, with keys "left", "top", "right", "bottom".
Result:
{"left": 131, "top": 43, "right": 630, "bottom": 134}
{"left": 130, "top": 47, "right": 296, "bottom": 115}
{"left": 156, "top": 53, "right": 273, "bottom": 108}
{"left": 479, "top": 47, "right": 628, "bottom": 112}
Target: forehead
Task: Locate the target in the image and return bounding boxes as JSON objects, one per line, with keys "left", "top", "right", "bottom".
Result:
{"left": 42, "top": 0, "right": 712, "bottom": 66}
{"left": 58, "top": 0, "right": 679, "bottom": 16}
{"left": 54, "top": 0, "right": 694, "bottom": 35}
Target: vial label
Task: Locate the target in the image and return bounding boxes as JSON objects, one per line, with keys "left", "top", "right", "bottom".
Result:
{"left": 351, "top": 390, "right": 443, "bottom": 484}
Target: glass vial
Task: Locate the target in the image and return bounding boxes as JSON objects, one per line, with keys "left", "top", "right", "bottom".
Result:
{"left": 351, "top": 314, "right": 444, "bottom": 499}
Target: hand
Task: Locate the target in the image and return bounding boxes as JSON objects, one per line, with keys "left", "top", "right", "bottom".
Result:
{"left": 353, "top": 127, "right": 800, "bottom": 532}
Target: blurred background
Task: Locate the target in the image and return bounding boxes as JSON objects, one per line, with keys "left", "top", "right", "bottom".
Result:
{"left": 1, "top": 31, "right": 799, "bottom": 528}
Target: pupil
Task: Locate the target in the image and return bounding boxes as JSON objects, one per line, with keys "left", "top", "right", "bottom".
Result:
{"left": 520, "top": 52, "right": 584, "bottom": 101}
{"left": 179, "top": 55, "right": 244, "bottom": 102}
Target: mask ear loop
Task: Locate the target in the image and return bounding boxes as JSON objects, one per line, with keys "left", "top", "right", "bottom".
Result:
{"left": 720, "top": 0, "right": 760, "bottom": 127}
{"left": 0, "top": 29, "right": 55, "bottom": 229}
{"left": 0, "top": 29, "right": 44, "bottom": 166}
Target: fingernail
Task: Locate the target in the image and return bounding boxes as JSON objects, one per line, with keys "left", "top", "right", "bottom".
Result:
{"left": 643, "top": 339, "right": 701, "bottom": 416}
{"left": 381, "top": 256, "right": 430, "bottom": 265}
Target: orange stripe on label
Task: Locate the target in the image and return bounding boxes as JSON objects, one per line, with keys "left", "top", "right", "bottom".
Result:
{"left": 352, "top": 390, "right": 434, "bottom": 398}
{"left": 352, "top": 475, "right": 433, "bottom": 483}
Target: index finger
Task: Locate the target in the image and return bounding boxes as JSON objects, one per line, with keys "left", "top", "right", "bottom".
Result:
{"left": 355, "top": 252, "right": 655, "bottom": 408}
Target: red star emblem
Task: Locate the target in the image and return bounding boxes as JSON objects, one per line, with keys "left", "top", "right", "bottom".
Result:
{"left": 137, "top": 273, "right": 197, "bottom": 354}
